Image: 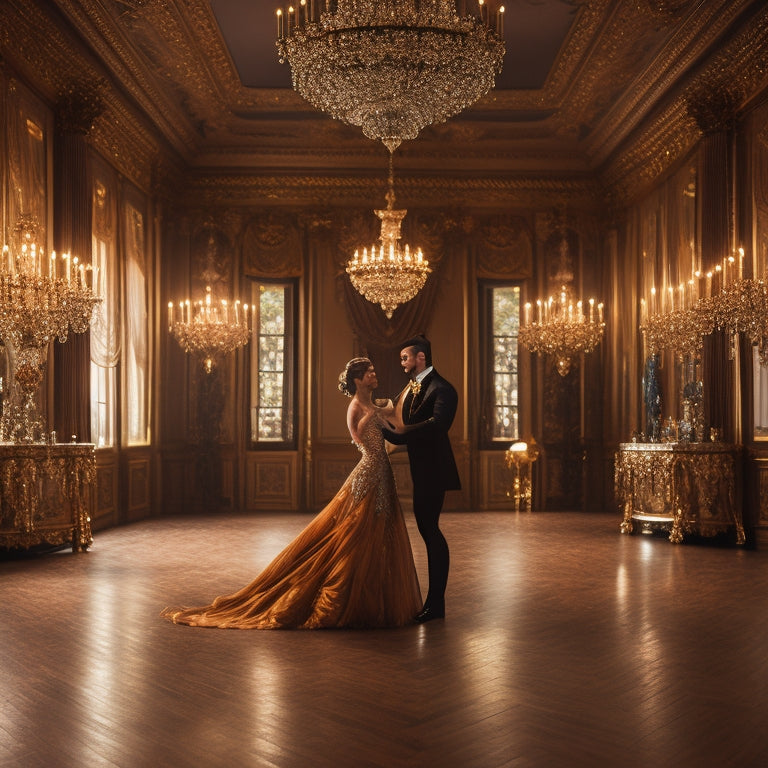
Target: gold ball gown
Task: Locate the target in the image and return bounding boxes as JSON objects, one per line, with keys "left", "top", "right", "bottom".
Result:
{"left": 163, "top": 414, "right": 421, "bottom": 629}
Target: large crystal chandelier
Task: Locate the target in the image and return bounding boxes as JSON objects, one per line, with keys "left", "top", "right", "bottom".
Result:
{"left": 346, "top": 153, "right": 431, "bottom": 317}
{"left": 0, "top": 215, "right": 100, "bottom": 442}
{"left": 276, "top": 0, "right": 506, "bottom": 152}
{"left": 519, "top": 284, "right": 605, "bottom": 376}
{"left": 168, "top": 286, "right": 252, "bottom": 374}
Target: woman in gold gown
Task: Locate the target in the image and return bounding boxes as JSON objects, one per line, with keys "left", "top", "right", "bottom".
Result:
{"left": 162, "top": 357, "right": 421, "bottom": 629}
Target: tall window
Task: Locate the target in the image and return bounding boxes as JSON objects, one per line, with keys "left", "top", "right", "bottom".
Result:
{"left": 123, "top": 200, "right": 150, "bottom": 445}
{"left": 481, "top": 283, "right": 521, "bottom": 445}
{"left": 90, "top": 175, "right": 119, "bottom": 448}
{"left": 250, "top": 281, "right": 296, "bottom": 446}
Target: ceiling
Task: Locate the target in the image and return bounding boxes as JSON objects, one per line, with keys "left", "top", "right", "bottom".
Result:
{"left": 4, "top": 0, "right": 764, "bottom": 199}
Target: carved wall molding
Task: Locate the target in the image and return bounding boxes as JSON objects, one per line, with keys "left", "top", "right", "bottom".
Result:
{"left": 475, "top": 216, "right": 534, "bottom": 279}
{"left": 242, "top": 212, "right": 303, "bottom": 278}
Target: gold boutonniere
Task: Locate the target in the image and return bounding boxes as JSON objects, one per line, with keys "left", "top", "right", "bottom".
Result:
{"left": 409, "top": 380, "right": 421, "bottom": 396}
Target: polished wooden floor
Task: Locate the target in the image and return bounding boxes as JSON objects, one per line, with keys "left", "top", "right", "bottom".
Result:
{"left": 2, "top": 510, "right": 767, "bottom": 768}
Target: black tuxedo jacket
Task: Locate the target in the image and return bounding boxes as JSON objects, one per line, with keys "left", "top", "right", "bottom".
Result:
{"left": 383, "top": 368, "right": 461, "bottom": 495}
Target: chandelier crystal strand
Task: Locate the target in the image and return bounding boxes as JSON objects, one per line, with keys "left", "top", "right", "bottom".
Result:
{"left": 346, "top": 152, "right": 431, "bottom": 318}
{"left": 0, "top": 215, "right": 100, "bottom": 443}
{"left": 168, "top": 285, "right": 252, "bottom": 374}
{"left": 519, "top": 285, "right": 605, "bottom": 376}
{"left": 276, "top": 0, "right": 506, "bottom": 151}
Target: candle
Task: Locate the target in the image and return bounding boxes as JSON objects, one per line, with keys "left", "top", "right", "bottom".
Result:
{"left": 276, "top": 9, "right": 282, "bottom": 38}
{"left": 498, "top": 6, "right": 505, "bottom": 38}
{"left": 598, "top": 303, "right": 604, "bottom": 324}
{"left": 640, "top": 297, "right": 646, "bottom": 323}
{"left": 524, "top": 302, "right": 531, "bottom": 325}
{"left": 738, "top": 246, "right": 744, "bottom": 280}
{"left": 650, "top": 286, "right": 656, "bottom": 316}
{"left": 706, "top": 271, "right": 712, "bottom": 297}
{"left": 168, "top": 301, "right": 173, "bottom": 332}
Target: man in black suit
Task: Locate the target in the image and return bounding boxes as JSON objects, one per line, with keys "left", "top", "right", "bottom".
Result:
{"left": 382, "top": 335, "right": 461, "bottom": 623}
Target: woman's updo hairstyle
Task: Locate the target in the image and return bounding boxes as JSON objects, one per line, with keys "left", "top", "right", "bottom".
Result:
{"left": 338, "top": 357, "right": 372, "bottom": 397}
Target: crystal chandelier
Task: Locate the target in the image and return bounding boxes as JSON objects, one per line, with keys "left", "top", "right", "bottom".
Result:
{"left": 346, "top": 154, "right": 431, "bottom": 318}
{"left": 276, "top": 0, "right": 506, "bottom": 152}
{"left": 0, "top": 215, "right": 100, "bottom": 442}
{"left": 640, "top": 249, "right": 768, "bottom": 365}
{"left": 519, "top": 284, "right": 605, "bottom": 377}
{"left": 168, "top": 286, "right": 252, "bottom": 374}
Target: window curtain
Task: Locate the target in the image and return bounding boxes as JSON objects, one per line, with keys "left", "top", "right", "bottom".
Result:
{"left": 124, "top": 202, "right": 148, "bottom": 445}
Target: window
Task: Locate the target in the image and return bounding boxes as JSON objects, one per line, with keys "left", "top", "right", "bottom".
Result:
{"left": 755, "top": 348, "right": 768, "bottom": 440}
{"left": 481, "top": 283, "right": 521, "bottom": 445}
{"left": 90, "top": 176, "right": 119, "bottom": 448}
{"left": 250, "top": 281, "right": 296, "bottom": 446}
{"left": 123, "top": 200, "right": 150, "bottom": 445}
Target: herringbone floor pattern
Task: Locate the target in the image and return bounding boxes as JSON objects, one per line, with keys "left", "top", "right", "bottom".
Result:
{"left": 1, "top": 511, "right": 767, "bottom": 767}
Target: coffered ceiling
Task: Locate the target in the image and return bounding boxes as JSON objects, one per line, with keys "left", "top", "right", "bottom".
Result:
{"left": 3, "top": 0, "right": 767, "bottom": 202}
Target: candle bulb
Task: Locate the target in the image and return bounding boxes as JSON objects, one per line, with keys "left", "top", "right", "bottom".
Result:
{"left": 168, "top": 301, "right": 174, "bottom": 332}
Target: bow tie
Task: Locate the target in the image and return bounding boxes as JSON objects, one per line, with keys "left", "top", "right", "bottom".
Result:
{"left": 409, "top": 380, "right": 421, "bottom": 396}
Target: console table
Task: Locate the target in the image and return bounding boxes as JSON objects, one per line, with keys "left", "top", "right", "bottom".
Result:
{"left": 615, "top": 442, "right": 744, "bottom": 544}
{"left": 0, "top": 443, "right": 95, "bottom": 552}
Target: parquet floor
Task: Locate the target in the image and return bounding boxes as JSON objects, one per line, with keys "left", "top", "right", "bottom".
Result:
{"left": 2, "top": 510, "right": 767, "bottom": 768}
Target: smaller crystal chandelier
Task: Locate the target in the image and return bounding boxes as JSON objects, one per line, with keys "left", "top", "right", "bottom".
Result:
{"left": 346, "top": 154, "right": 431, "bottom": 318}
{"left": 519, "top": 284, "right": 605, "bottom": 376}
{"left": 168, "top": 286, "right": 251, "bottom": 374}
{"left": 0, "top": 215, "right": 100, "bottom": 442}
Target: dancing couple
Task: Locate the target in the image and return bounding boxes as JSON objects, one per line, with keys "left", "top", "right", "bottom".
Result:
{"left": 163, "top": 335, "right": 460, "bottom": 629}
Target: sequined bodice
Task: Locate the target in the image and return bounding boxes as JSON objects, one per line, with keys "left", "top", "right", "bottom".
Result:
{"left": 349, "top": 413, "right": 397, "bottom": 515}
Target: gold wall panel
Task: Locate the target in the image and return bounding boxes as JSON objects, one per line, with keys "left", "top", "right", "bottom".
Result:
{"left": 245, "top": 453, "right": 299, "bottom": 512}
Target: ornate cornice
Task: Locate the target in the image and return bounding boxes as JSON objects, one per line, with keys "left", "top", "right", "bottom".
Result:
{"left": 599, "top": 1, "right": 768, "bottom": 203}
{"left": 181, "top": 172, "right": 601, "bottom": 211}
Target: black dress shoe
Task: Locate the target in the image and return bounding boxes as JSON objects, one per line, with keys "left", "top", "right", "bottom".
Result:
{"left": 414, "top": 606, "right": 445, "bottom": 623}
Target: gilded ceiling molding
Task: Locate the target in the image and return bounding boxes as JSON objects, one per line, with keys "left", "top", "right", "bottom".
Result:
{"left": 57, "top": 0, "right": 209, "bottom": 156}
{"left": 2, "top": 1, "right": 177, "bottom": 194}
{"left": 685, "top": 84, "right": 741, "bottom": 135}
{"left": 183, "top": 173, "right": 600, "bottom": 211}
{"left": 601, "top": 98, "right": 700, "bottom": 203}
{"left": 578, "top": 0, "right": 742, "bottom": 163}
{"left": 55, "top": 80, "right": 105, "bottom": 135}
{"left": 636, "top": 0, "right": 699, "bottom": 25}
{"left": 601, "top": 0, "right": 768, "bottom": 201}
{"left": 537, "top": 0, "right": 608, "bottom": 106}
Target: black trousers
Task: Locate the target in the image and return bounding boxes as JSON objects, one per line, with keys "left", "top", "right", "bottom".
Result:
{"left": 413, "top": 489, "right": 449, "bottom": 609}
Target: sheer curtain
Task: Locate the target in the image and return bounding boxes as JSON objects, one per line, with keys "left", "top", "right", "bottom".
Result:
{"left": 124, "top": 202, "right": 149, "bottom": 445}
{"left": 90, "top": 176, "right": 120, "bottom": 447}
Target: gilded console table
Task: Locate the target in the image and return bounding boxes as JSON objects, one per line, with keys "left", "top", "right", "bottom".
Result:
{"left": 0, "top": 443, "right": 95, "bottom": 552}
{"left": 615, "top": 442, "right": 744, "bottom": 544}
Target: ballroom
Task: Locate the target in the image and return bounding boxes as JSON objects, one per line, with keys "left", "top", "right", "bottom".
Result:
{"left": 2, "top": 1, "right": 768, "bottom": 766}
